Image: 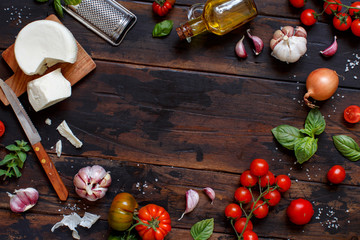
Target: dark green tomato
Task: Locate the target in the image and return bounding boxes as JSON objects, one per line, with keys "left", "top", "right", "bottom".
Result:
{"left": 108, "top": 192, "right": 138, "bottom": 231}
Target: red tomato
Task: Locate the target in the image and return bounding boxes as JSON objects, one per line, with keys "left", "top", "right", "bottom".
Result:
{"left": 234, "top": 217, "right": 253, "bottom": 233}
{"left": 300, "top": 9, "right": 317, "bottom": 26}
{"left": 333, "top": 13, "right": 352, "bottom": 31}
{"left": 323, "top": 0, "right": 342, "bottom": 15}
{"left": 135, "top": 204, "right": 171, "bottom": 240}
{"left": 344, "top": 105, "right": 360, "bottom": 123}
{"left": 251, "top": 200, "right": 269, "bottom": 219}
{"left": 289, "top": 0, "right": 305, "bottom": 8}
{"left": 240, "top": 170, "right": 259, "bottom": 187}
{"left": 234, "top": 187, "right": 252, "bottom": 204}
{"left": 225, "top": 203, "right": 242, "bottom": 220}
{"left": 287, "top": 198, "right": 314, "bottom": 225}
{"left": 152, "top": 0, "right": 175, "bottom": 17}
{"left": 263, "top": 189, "right": 281, "bottom": 206}
{"left": 259, "top": 171, "right": 275, "bottom": 188}
{"left": 243, "top": 231, "right": 258, "bottom": 240}
{"left": 275, "top": 175, "right": 291, "bottom": 192}
{"left": 0, "top": 120, "right": 5, "bottom": 137}
{"left": 352, "top": 19, "right": 360, "bottom": 37}
{"left": 327, "top": 165, "right": 346, "bottom": 184}
{"left": 250, "top": 159, "right": 269, "bottom": 177}
{"left": 349, "top": 1, "right": 360, "bottom": 17}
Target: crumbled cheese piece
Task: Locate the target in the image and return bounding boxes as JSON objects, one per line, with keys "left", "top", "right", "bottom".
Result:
{"left": 56, "top": 140, "right": 62, "bottom": 158}
{"left": 56, "top": 120, "right": 83, "bottom": 148}
{"left": 79, "top": 212, "right": 100, "bottom": 228}
{"left": 45, "top": 118, "right": 52, "bottom": 125}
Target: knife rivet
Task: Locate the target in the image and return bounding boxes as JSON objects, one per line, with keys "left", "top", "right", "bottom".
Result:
{"left": 41, "top": 159, "right": 46, "bottom": 164}
{"left": 35, "top": 147, "right": 40, "bottom": 151}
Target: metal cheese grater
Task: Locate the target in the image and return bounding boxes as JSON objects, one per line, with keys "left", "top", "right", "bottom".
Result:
{"left": 63, "top": 0, "right": 137, "bottom": 46}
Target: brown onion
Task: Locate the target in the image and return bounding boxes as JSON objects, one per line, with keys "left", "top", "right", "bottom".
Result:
{"left": 304, "top": 68, "right": 339, "bottom": 108}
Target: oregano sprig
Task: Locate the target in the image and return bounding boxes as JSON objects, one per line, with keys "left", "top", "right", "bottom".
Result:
{"left": 36, "top": 0, "right": 82, "bottom": 18}
{"left": 0, "top": 140, "right": 31, "bottom": 180}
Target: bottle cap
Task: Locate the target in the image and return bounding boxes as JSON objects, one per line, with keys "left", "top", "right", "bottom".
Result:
{"left": 176, "top": 23, "right": 193, "bottom": 40}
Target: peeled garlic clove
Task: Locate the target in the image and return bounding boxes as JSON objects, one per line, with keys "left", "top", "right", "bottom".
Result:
{"left": 235, "top": 35, "right": 247, "bottom": 58}
{"left": 320, "top": 36, "right": 337, "bottom": 57}
{"left": 178, "top": 189, "right": 199, "bottom": 221}
{"left": 203, "top": 187, "right": 215, "bottom": 204}
{"left": 7, "top": 187, "right": 39, "bottom": 213}
{"left": 246, "top": 29, "right": 264, "bottom": 55}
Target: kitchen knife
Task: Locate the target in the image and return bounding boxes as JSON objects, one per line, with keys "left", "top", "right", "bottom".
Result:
{"left": 0, "top": 79, "right": 68, "bottom": 201}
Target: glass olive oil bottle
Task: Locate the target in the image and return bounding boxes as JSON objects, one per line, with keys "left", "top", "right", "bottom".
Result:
{"left": 176, "top": 0, "right": 258, "bottom": 40}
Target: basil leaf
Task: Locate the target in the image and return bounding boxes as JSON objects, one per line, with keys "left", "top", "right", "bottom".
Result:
{"left": 304, "top": 108, "right": 326, "bottom": 136}
{"left": 54, "top": 0, "right": 64, "bottom": 18}
{"left": 271, "top": 125, "right": 303, "bottom": 150}
{"left": 294, "top": 137, "right": 318, "bottom": 164}
{"left": 152, "top": 20, "right": 173, "bottom": 37}
{"left": 64, "top": 0, "right": 82, "bottom": 5}
{"left": 333, "top": 135, "right": 360, "bottom": 161}
{"left": 36, "top": 0, "right": 49, "bottom": 2}
{"left": 190, "top": 218, "right": 214, "bottom": 240}
{"left": 299, "top": 128, "right": 313, "bottom": 137}
{"left": 0, "top": 154, "right": 16, "bottom": 166}
{"left": 6, "top": 144, "right": 20, "bottom": 151}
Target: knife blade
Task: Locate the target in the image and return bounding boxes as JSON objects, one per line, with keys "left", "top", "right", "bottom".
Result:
{"left": 0, "top": 79, "right": 68, "bottom": 201}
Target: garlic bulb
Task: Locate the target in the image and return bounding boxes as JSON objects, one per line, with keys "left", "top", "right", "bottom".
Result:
{"left": 270, "top": 26, "right": 307, "bottom": 63}
{"left": 73, "top": 165, "right": 111, "bottom": 201}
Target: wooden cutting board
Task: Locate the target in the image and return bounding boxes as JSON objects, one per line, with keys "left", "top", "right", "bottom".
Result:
{"left": 0, "top": 14, "right": 96, "bottom": 106}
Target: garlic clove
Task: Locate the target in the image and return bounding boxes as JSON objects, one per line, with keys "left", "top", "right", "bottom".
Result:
{"left": 235, "top": 35, "right": 247, "bottom": 58}
{"left": 281, "top": 26, "right": 294, "bottom": 37}
{"left": 246, "top": 29, "right": 264, "bottom": 55}
{"left": 7, "top": 187, "right": 39, "bottom": 213}
{"left": 294, "top": 26, "right": 307, "bottom": 38}
{"left": 320, "top": 36, "right": 337, "bottom": 57}
{"left": 178, "top": 189, "right": 199, "bottom": 221}
{"left": 203, "top": 187, "right": 215, "bottom": 204}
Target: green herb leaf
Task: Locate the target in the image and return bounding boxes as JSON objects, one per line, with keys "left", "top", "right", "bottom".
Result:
{"left": 0, "top": 154, "right": 16, "bottom": 166}
{"left": 64, "top": 0, "right": 82, "bottom": 5}
{"left": 190, "top": 218, "right": 214, "bottom": 240}
{"left": 6, "top": 144, "right": 21, "bottom": 151}
{"left": 54, "top": 0, "right": 64, "bottom": 18}
{"left": 12, "top": 166, "right": 21, "bottom": 178}
{"left": 36, "top": 0, "right": 49, "bottom": 2}
{"left": 333, "top": 135, "right": 360, "bottom": 161}
{"left": 16, "top": 151, "right": 27, "bottom": 163}
{"left": 299, "top": 128, "right": 313, "bottom": 137}
{"left": 152, "top": 20, "right": 173, "bottom": 37}
{"left": 271, "top": 125, "right": 303, "bottom": 150}
{"left": 294, "top": 137, "right": 318, "bottom": 164}
{"left": 304, "top": 108, "right": 326, "bottom": 136}
{"left": 0, "top": 169, "right": 7, "bottom": 176}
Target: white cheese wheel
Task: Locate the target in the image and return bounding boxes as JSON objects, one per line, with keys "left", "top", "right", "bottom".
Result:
{"left": 14, "top": 20, "right": 78, "bottom": 75}
{"left": 27, "top": 68, "right": 71, "bottom": 112}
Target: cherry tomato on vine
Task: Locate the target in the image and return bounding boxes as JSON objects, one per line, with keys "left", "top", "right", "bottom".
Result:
{"left": 152, "top": 0, "right": 176, "bottom": 17}
{"left": 251, "top": 200, "right": 269, "bottom": 219}
{"left": 275, "top": 175, "right": 291, "bottom": 192}
{"left": 240, "top": 170, "right": 259, "bottom": 187}
{"left": 263, "top": 189, "right": 281, "bottom": 206}
{"left": 344, "top": 105, "right": 360, "bottom": 123}
{"left": 234, "top": 217, "right": 253, "bottom": 233}
{"left": 259, "top": 171, "right": 275, "bottom": 188}
{"left": 0, "top": 120, "right": 5, "bottom": 137}
{"left": 323, "top": 0, "right": 342, "bottom": 15}
{"left": 225, "top": 203, "right": 242, "bottom": 220}
{"left": 351, "top": 19, "right": 360, "bottom": 37}
{"left": 289, "top": 0, "right": 305, "bottom": 8}
{"left": 300, "top": 9, "right": 317, "bottom": 26}
{"left": 243, "top": 231, "right": 259, "bottom": 240}
{"left": 250, "top": 159, "right": 269, "bottom": 177}
{"left": 333, "top": 13, "right": 352, "bottom": 31}
{"left": 287, "top": 198, "right": 314, "bottom": 225}
{"left": 349, "top": 1, "right": 360, "bottom": 17}
{"left": 327, "top": 165, "right": 346, "bottom": 184}
{"left": 234, "top": 187, "right": 252, "bottom": 204}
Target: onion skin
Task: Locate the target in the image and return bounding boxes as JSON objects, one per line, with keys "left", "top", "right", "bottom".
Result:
{"left": 304, "top": 68, "right": 339, "bottom": 108}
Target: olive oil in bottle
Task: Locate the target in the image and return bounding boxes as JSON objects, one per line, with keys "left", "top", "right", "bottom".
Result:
{"left": 176, "top": 0, "right": 258, "bottom": 40}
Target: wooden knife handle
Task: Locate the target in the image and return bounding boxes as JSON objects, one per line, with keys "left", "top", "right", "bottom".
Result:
{"left": 32, "top": 142, "right": 69, "bottom": 201}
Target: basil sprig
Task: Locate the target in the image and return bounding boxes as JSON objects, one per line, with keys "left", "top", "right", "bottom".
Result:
{"left": 190, "top": 218, "right": 214, "bottom": 240}
{"left": 272, "top": 108, "right": 326, "bottom": 164}
{"left": 36, "top": 0, "right": 82, "bottom": 18}
{"left": 333, "top": 135, "right": 360, "bottom": 161}
{"left": 152, "top": 20, "right": 173, "bottom": 37}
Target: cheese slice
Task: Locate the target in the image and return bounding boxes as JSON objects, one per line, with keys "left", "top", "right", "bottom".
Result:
{"left": 14, "top": 20, "right": 78, "bottom": 75}
{"left": 56, "top": 140, "right": 62, "bottom": 157}
{"left": 57, "top": 120, "right": 83, "bottom": 148}
{"left": 27, "top": 68, "right": 71, "bottom": 112}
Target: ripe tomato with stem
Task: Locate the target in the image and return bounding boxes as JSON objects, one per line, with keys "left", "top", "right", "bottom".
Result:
{"left": 234, "top": 217, "right": 253, "bottom": 233}
{"left": 234, "top": 187, "right": 252, "bottom": 204}
{"left": 275, "top": 175, "right": 291, "bottom": 192}
{"left": 263, "top": 188, "right": 281, "bottom": 206}
{"left": 0, "top": 120, "right": 5, "bottom": 137}
{"left": 251, "top": 200, "right": 269, "bottom": 219}
{"left": 250, "top": 159, "right": 269, "bottom": 177}
{"left": 240, "top": 170, "right": 259, "bottom": 187}
{"left": 300, "top": 9, "right": 317, "bottom": 26}
{"left": 225, "top": 203, "right": 242, "bottom": 220}
{"left": 259, "top": 171, "right": 275, "bottom": 188}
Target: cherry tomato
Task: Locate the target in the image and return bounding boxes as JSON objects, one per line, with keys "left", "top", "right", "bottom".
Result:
{"left": 289, "top": 0, "right": 305, "bottom": 8}
{"left": 349, "top": 1, "right": 360, "bottom": 17}
{"left": 327, "top": 165, "right": 346, "bottom": 184}
{"left": 250, "top": 159, "right": 269, "bottom": 177}
{"left": 135, "top": 204, "right": 171, "bottom": 240}
{"left": 259, "top": 171, "right": 275, "bottom": 188}
{"left": 234, "top": 217, "right": 253, "bottom": 233}
{"left": 263, "top": 189, "right": 281, "bottom": 206}
{"left": 323, "top": 0, "right": 342, "bottom": 15}
{"left": 234, "top": 187, "right": 252, "bottom": 204}
{"left": 275, "top": 175, "right": 291, "bottom": 192}
{"left": 152, "top": 0, "right": 175, "bottom": 17}
{"left": 0, "top": 120, "right": 5, "bottom": 137}
{"left": 251, "top": 200, "right": 269, "bottom": 219}
{"left": 333, "top": 13, "right": 352, "bottom": 31}
{"left": 287, "top": 198, "right": 314, "bottom": 225}
{"left": 240, "top": 170, "right": 259, "bottom": 187}
{"left": 243, "top": 231, "right": 258, "bottom": 240}
{"left": 300, "top": 9, "right": 317, "bottom": 26}
{"left": 344, "top": 105, "right": 360, "bottom": 123}
{"left": 225, "top": 203, "right": 242, "bottom": 220}
{"left": 351, "top": 19, "right": 360, "bottom": 37}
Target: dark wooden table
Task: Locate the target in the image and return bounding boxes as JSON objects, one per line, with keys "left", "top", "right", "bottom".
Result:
{"left": 0, "top": 0, "right": 359, "bottom": 239}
